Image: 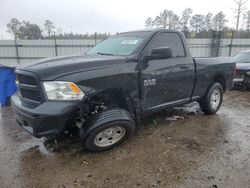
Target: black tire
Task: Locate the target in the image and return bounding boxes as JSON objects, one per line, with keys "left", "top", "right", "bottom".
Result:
{"left": 81, "top": 109, "right": 135, "bottom": 152}
{"left": 199, "top": 82, "right": 223, "bottom": 115}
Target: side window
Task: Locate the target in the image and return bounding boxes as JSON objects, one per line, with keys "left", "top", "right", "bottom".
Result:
{"left": 147, "top": 32, "right": 185, "bottom": 57}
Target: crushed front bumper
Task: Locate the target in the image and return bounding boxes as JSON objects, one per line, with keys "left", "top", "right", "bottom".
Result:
{"left": 11, "top": 93, "right": 79, "bottom": 138}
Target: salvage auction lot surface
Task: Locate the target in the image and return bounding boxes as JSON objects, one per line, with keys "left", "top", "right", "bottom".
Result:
{"left": 0, "top": 91, "right": 249, "bottom": 188}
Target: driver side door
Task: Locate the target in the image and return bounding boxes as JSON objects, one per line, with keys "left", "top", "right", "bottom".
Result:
{"left": 140, "top": 32, "right": 195, "bottom": 111}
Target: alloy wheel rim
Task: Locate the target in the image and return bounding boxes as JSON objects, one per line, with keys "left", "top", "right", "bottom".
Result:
{"left": 210, "top": 89, "right": 221, "bottom": 110}
{"left": 94, "top": 126, "right": 126, "bottom": 147}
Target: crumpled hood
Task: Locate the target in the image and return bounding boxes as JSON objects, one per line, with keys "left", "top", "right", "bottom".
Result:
{"left": 16, "top": 54, "right": 127, "bottom": 80}
{"left": 236, "top": 63, "right": 250, "bottom": 71}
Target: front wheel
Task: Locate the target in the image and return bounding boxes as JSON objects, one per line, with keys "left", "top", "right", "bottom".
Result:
{"left": 81, "top": 109, "right": 135, "bottom": 152}
{"left": 199, "top": 82, "right": 223, "bottom": 114}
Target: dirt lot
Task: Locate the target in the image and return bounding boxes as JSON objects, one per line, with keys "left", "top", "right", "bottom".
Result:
{"left": 0, "top": 91, "right": 249, "bottom": 188}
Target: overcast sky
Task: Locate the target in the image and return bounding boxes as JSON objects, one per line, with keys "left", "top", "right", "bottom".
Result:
{"left": 1, "top": 0, "right": 250, "bottom": 39}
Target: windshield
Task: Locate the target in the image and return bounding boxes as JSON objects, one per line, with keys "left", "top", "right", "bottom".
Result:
{"left": 87, "top": 32, "right": 150, "bottom": 56}
{"left": 234, "top": 52, "right": 250, "bottom": 63}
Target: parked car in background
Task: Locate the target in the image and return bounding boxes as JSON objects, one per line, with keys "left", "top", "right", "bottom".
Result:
{"left": 233, "top": 50, "right": 250, "bottom": 89}
{"left": 11, "top": 29, "right": 235, "bottom": 152}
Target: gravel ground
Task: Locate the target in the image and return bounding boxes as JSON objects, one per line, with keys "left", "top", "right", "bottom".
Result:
{"left": 0, "top": 91, "right": 249, "bottom": 188}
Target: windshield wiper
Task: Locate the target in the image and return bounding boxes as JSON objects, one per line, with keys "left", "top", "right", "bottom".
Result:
{"left": 97, "top": 52, "right": 114, "bottom": 56}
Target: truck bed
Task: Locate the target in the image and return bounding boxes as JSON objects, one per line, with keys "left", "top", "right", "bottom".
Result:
{"left": 192, "top": 57, "right": 235, "bottom": 99}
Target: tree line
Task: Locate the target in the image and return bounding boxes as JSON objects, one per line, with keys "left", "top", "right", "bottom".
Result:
{"left": 145, "top": 9, "right": 250, "bottom": 32}
{"left": 6, "top": 18, "right": 109, "bottom": 40}
{"left": 145, "top": 10, "right": 230, "bottom": 32}
{"left": 6, "top": 0, "right": 250, "bottom": 40}
{"left": 145, "top": 0, "right": 250, "bottom": 37}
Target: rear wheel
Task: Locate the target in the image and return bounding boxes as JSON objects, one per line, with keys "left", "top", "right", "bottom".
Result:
{"left": 199, "top": 82, "right": 223, "bottom": 114}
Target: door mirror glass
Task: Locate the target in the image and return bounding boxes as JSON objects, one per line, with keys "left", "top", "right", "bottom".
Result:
{"left": 151, "top": 47, "right": 172, "bottom": 58}
{"left": 145, "top": 47, "right": 172, "bottom": 61}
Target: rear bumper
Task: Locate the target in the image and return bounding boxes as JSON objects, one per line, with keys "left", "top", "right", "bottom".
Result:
{"left": 233, "top": 76, "right": 250, "bottom": 88}
{"left": 11, "top": 93, "right": 79, "bottom": 138}
{"left": 233, "top": 78, "right": 244, "bottom": 82}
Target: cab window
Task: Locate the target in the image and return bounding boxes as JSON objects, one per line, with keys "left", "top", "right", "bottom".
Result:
{"left": 147, "top": 32, "right": 185, "bottom": 57}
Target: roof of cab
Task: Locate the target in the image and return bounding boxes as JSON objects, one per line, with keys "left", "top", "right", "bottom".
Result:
{"left": 118, "top": 28, "right": 182, "bottom": 35}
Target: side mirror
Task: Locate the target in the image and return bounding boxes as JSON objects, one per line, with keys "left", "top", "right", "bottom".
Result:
{"left": 151, "top": 47, "right": 172, "bottom": 59}
{"left": 145, "top": 47, "right": 172, "bottom": 61}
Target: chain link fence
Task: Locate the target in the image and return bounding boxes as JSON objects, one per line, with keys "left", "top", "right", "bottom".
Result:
{"left": 1, "top": 31, "right": 250, "bottom": 66}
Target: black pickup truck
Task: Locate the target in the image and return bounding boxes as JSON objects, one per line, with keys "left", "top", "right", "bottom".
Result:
{"left": 11, "top": 29, "right": 235, "bottom": 151}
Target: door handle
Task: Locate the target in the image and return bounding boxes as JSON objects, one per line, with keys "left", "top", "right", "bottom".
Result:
{"left": 180, "top": 66, "right": 189, "bottom": 69}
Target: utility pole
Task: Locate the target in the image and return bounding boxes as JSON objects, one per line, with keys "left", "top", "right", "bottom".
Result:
{"left": 14, "top": 36, "right": 19, "bottom": 64}
{"left": 53, "top": 32, "right": 58, "bottom": 56}
{"left": 229, "top": 30, "right": 235, "bottom": 56}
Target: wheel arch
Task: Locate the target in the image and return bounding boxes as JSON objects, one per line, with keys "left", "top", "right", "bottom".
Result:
{"left": 87, "top": 87, "right": 138, "bottom": 118}
{"left": 212, "top": 74, "right": 226, "bottom": 92}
